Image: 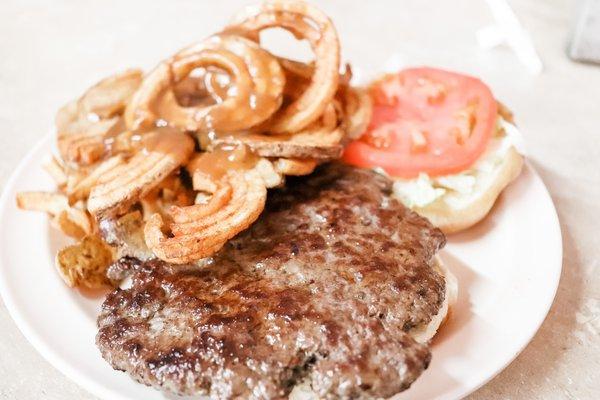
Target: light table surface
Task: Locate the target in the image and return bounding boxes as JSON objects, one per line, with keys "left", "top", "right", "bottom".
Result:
{"left": 0, "top": 0, "right": 598, "bottom": 399}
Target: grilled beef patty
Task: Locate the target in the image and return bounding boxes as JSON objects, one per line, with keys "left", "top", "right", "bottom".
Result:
{"left": 96, "top": 163, "right": 446, "bottom": 399}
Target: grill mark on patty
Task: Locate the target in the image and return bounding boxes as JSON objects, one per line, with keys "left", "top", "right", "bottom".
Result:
{"left": 97, "top": 163, "right": 446, "bottom": 399}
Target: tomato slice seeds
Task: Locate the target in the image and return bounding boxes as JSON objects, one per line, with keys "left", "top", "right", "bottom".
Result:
{"left": 343, "top": 67, "right": 498, "bottom": 178}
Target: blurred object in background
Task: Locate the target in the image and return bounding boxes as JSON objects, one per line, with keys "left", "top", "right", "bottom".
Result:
{"left": 568, "top": 0, "right": 600, "bottom": 64}
{"left": 477, "top": 0, "right": 543, "bottom": 74}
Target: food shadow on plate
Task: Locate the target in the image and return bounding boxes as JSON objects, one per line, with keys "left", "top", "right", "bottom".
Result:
{"left": 398, "top": 251, "right": 489, "bottom": 399}
{"left": 448, "top": 164, "right": 534, "bottom": 245}
{"left": 431, "top": 250, "right": 477, "bottom": 346}
{"left": 46, "top": 220, "right": 72, "bottom": 266}
{"left": 76, "top": 285, "right": 112, "bottom": 299}
{"left": 394, "top": 362, "right": 464, "bottom": 400}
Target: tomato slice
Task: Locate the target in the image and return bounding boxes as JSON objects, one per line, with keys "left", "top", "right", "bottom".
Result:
{"left": 343, "top": 67, "right": 497, "bottom": 178}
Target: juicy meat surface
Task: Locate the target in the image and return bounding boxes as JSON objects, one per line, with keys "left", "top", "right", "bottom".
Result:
{"left": 96, "top": 163, "right": 446, "bottom": 399}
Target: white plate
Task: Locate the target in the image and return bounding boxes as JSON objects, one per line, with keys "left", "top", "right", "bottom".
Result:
{"left": 0, "top": 133, "right": 562, "bottom": 400}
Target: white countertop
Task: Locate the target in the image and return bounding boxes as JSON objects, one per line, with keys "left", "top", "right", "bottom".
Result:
{"left": 1, "top": 0, "right": 599, "bottom": 398}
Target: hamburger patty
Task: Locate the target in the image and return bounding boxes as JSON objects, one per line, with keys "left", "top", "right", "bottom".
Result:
{"left": 96, "top": 163, "right": 446, "bottom": 399}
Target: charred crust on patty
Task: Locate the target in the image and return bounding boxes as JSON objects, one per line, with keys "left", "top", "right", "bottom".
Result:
{"left": 96, "top": 164, "right": 446, "bottom": 399}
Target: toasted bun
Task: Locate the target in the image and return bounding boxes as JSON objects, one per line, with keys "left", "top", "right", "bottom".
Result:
{"left": 410, "top": 256, "right": 457, "bottom": 343}
{"left": 413, "top": 146, "right": 523, "bottom": 234}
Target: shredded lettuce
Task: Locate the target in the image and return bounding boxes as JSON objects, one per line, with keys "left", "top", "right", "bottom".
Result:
{"left": 389, "top": 117, "right": 522, "bottom": 209}
{"left": 392, "top": 174, "right": 446, "bottom": 208}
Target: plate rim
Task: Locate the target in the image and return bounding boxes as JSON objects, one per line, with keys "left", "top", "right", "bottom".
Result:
{"left": 0, "top": 135, "right": 128, "bottom": 400}
{"left": 0, "top": 133, "right": 563, "bottom": 400}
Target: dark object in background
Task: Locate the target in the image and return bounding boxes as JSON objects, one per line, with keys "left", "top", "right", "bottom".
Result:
{"left": 568, "top": 0, "right": 600, "bottom": 64}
